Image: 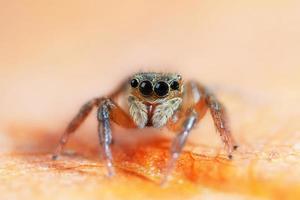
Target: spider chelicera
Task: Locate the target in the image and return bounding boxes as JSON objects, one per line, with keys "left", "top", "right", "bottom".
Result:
{"left": 52, "top": 72, "right": 238, "bottom": 184}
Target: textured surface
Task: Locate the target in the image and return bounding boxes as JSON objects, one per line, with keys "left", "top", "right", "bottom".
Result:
{"left": 0, "top": 1, "right": 300, "bottom": 200}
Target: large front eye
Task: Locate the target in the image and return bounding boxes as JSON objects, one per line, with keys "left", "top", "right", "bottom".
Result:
{"left": 154, "top": 81, "right": 169, "bottom": 97}
{"left": 139, "top": 80, "right": 153, "bottom": 96}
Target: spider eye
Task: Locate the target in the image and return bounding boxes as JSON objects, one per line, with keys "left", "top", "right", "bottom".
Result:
{"left": 130, "top": 78, "right": 139, "bottom": 88}
{"left": 170, "top": 81, "right": 179, "bottom": 90}
{"left": 154, "top": 81, "right": 169, "bottom": 97}
{"left": 139, "top": 80, "right": 153, "bottom": 96}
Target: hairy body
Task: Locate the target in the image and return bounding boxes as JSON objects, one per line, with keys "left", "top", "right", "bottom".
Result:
{"left": 52, "top": 72, "right": 238, "bottom": 184}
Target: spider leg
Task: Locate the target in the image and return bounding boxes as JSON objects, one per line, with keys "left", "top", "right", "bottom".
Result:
{"left": 161, "top": 111, "right": 198, "bottom": 185}
{"left": 97, "top": 99, "right": 114, "bottom": 176}
{"left": 52, "top": 78, "right": 133, "bottom": 161}
{"left": 162, "top": 81, "right": 238, "bottom": 184}
{"left": 53, "top": 96, "right": 135, "bottom": 175}
{"left": 162, "top": 81, "right": 208, "bottom": 185}
{"left": 190, "top": 81, "right": 238, "bottom": 158}
{"left": 191, "top": 81, "right": 238, "bottom": 158}
{"left": 97, "top": 98, "right": 136, "bottom": 176}
{"left": 52, "top": 97, "right": 101, "bottom": 160}
{"left": 205, "top": 90, "right": 238, "bottom": 158}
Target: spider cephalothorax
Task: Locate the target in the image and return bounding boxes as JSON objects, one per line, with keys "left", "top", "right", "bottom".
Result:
{"left": 128, "top": 73, "right": 183, "bottom": 128}
{"left": 52, "top": 71, "right": 238, "bottom": 184}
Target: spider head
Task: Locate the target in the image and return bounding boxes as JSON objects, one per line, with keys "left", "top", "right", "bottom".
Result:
{"left": 129, "top": 72, "right": 183, "bottom": 103}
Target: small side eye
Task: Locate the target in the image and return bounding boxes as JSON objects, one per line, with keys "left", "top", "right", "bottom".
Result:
{"left": 170, "top": 81, "right": 179, "bottom": 90}
{"left": 177, "top": 75, "right": 182, "bottom": 81}
{"left": 130, "top": 78, "right": 139, "bottom": 88}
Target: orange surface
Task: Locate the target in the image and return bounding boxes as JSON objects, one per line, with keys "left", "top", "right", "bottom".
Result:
{"left": 0, "top": 1, "right": 300, "bottom": 200}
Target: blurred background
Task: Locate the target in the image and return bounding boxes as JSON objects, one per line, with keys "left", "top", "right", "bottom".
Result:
{"left": 0, "top": 1, "right": 300, "bottom": 200}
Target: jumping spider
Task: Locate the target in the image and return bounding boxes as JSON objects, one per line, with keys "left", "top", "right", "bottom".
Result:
{"left": 52, "top": 72, "right": 238, "bottom": 183}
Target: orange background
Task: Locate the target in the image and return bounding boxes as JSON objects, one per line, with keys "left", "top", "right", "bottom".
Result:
{"left": 1, "top": 1, "right": 299, "bottom": 124}
{"left": 0, "top": 1, "right": 300, "bottom": 200}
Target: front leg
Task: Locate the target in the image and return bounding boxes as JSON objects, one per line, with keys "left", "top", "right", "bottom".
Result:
{"left": 97, "top": 98, "right": 137, "bottom": 176}
{"left": 161, "top": 111, "right": 198, "bottom": 185}
{"left": 97, "top": 99, "right": 114, "bottom": 176}
{"left": 52, "top": 77, "right": 135, "bottom": 160}
{"left": 53, "top": 96, "right": 136, "bottom": 177}
{"left": 162, "top": 81, "right": 238, "bottom": 184}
